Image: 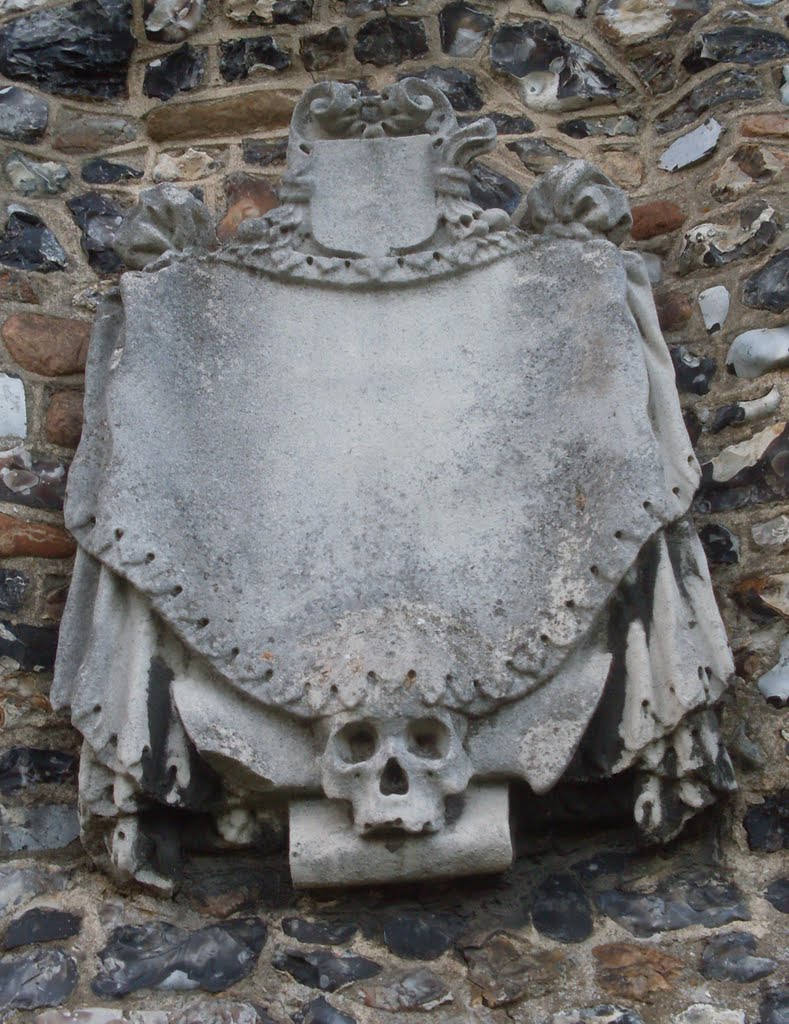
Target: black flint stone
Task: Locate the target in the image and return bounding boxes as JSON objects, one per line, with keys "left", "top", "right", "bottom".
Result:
{"left": 595, "top": 870, "right": 749, "bottom": 937}
{"left": 67, "top": 192, "right": 125, "bottom": 275}
{"left": 242, "top": 138, "right": 288, "bottom": 166}
{"left": 765, "top": 877, "right": 789, "bottom": 913}
{"left": 382, "top": 912, "right": 462, "bottom": 960}
{"left": 759, "top": 986, "right": 789, "bottom": 1024}
{"left": 671, "top": 342, "right": 716, "bottom": 393}
{"left": 282, "top": 918, "right": 358, "bottom": 945}
{"left": 300, "top": 27, "right": 348, "bottom": 72}
{"left": 485, "top": 112, "right": 535, "bottom": 134}
{"left": 439, "top": 1, "right": 493, "bottom": 56}
{"left": 3, "top": 908, "right": 82, "bottom": 950}
{"left": 0, "top": 949, "right": 78, "bottom": 1010}
{"left": 81, "top": 158, "right": 143, "bottom": 185}
{"left": 92, "top": 918, "right": 268, "bottom": 996}
{"left": 0, "top": 621, "right": 59, "bottom": 672}
{"left": 696, "top": 424, "right": 789, "bottom": 514}
{"left": 699, "top": 524, "right": 740, "bottom": 566}
{"left": 530, "top": 872, "right": 594, "bottom": 943}
{"left": 274, "top": 949, "right": 381, "bottom": 991}
{"left": 0, "top": 748, "right": 77, "bottom": 794}
{"left": 683, "top": 28, "right": 789, "bottom": 74}
{"left": 274, "top": 0, "right": 313, "bottom": 23}
{"left": 354, "top": 17, "right": 428, "bottom": 66}
{"left": 700, "top": 930, "right": 777, "bottom": 982}
{"left": 657, "top": 69, "right": 762, "bottom": 135}
{"left": 0, "top": 208, "right": 66, "bottom": 273}
{"left": 710, "top": 402, "right": 746, "bottom": 434}
{"left": 400, "top": 65, "right": 483, "bottom": 111}
{"left": 470, "top": 163, "right": 522, "bottom": 215}
{"left": 490, "top": 19, "right": 618, "bottom": 102}
{"left": 743, "top": 249, "right": 789, "bottom": 314}
{"left": 299, "top": 995, "right": 358, "bottom": 1024}
{"left": 743, "top": 790, "right": 788, "bottom": 852}
{"left": 0, "top": 450, "right": 68, "bottom": 510}
{"left": 143, "top": 43, "right": 206, "bottom": 100}
{"left": 219, "top": 36, "right": 292, "bottom": 81}
{"left": 0, "top": 569, "right": 29, "bottom": 613}
{"left": 0, "top": 86, "right": 48, "bottom": 142}
{"left": 0, "top": 0, "right": 135, "bottom": 100}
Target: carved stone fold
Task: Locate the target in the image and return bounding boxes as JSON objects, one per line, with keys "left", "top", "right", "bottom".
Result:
{"left": 52, "top": 79, "right": 736, "bottom": 893}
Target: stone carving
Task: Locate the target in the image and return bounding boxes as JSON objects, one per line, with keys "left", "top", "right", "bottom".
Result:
{"left": 52, "top": 79, "right": 736, "bottom": 893}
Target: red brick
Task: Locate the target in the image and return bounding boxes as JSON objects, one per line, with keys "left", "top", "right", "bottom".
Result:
{"left": 630, "top": 200, "right": 685, "bottom": 241}
{"left": 0, "top": 512, "right": 76, "bottom": 558}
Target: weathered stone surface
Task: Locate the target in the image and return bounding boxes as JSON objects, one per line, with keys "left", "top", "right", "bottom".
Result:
{"left": 152, "top": 148, "right": 217, "bottom": 182}
{"left": 300, "top": 997, "right": 356, "bottom": 1024}
{"left": 81, "top": 158, "right": 143, "bottom": 185}
{"left": 462, "top": 931, "right": 566, "bottom": 1007}
{"left": 354, "top": 17, "right": 428, "bottom": 65}
{"left": 743, "top": 791, "right": 787, "bottom": 851}
{"left": 220, "top": 35, "right": 292, "bottom": 80}
{"left": 508, "top": 137, "right": 571, "bottom": 175}
{"left": 558, "top": 114, "right": 638, "bottom": 138}
{"left": 45, "top": 391, "right": 84, "bottom": 448}
{"left": 144, "top": 0, "right": 203, "bottom": 41}
{"left": 3, "top": 314, "right": 90, "bottom": 376}
{"left": 758, "top": 637, "right": 789, "bottom": 707}
{"left": 597, "top": 0, "right": 709, "bottom": 47}
{"left": 531, "top": 873, "right": 594, "bottom": 943}
{"left": 0, "top": 949, "right": 78, "bottom": 1010}
{"left": 0, "top": 864, "right": 68, "bottom": 917}
{"left": 0, "top": 0, "right": 136, "bottom": 100}
{"left": 2, "top": 907, "right": 81, "bottom": 949}
{"left": 0, "top": 513, "right": 76, "bottom": 557}
{"left": 699, "top": 931, "right": 777, "bottom": 982}
{"left": 673, "top": 1008, "right": 745, "bottom": 1024}
{"left": 711, "top": 143, "right": 788, "bottom": 202}
{"left": 4, "top": 151, "right": 70, "bottom": 197}
{"left": 743, "top": 249, "right": 789, "bottom": 313}
{"left": 593, "top": 942, "right": 684, "bottom": 1001}
{"left": 143, "top": 44, "right": 206, "bottom": 100}
{"left": 631, "top": 200, "right": 684, "bottom": 240}
{"left": 0, "top": 747, "right": 77, "bottom": 793}
{"left": 52, "top": 108, "right": 137, "bottom": 152}
{"left": 726, "top": 327, "right": 789, "bottom": 379}
{"left": 0, "top": 85, "right": 48, "bottom": 142}
{"left": 67, "top": 193, "right": 125, "bottom": 275}
{"left": 439, "top": 1, "right": 492, "bottom": 57}
{"left": 360, "top": 967, "right": 452, "bottom": 1011}
{"left": 549, "top": 1009, "right": 644, "bottom": 1024}
{"left": 491, "top": 19, "right": 619, "bottom": 110}
{"left": 0, "top": 373, "right": 26, "bottom": 439}
{"left": 172, "top": 1000, "right": 277, "bottom": 1024}
{"left": 0, "top": 567, "right": 29, "bottom": 612}
{"left": 697, "top": 422, "right": 789, "bottom": 513}
{"left": 224, "top": 0, "right": 312, "bottom": 24}
{"left": 678, "top": 200, "right": 778, "bottom": 274}
{"left": 753, "top": 514, "right": 789, "bottom": 552}
{"left": 698, "top": 285, "right": 730, "bottom": 334}
{"left": 92, "top": 919, "right": 268, "bottom": 996}
{"left": 486, "top": 112, "right": 535, "bottom": 134}
{"left": 0, "top": 208, "right": 67, "bottom": 273}
{"left": 300, "top": 27, "right": 347, "bottom": 72}
{"left": 146, "top": 89, "right": 297, "bottom": 141}
{"left": 382, "top": 912, "right": 462, "bottom": 960}
{"left": 273, "top": 949, "right": 381, "bottom": 991}
{"left": 595, "top": 871, "right": 749, "bottom": 937}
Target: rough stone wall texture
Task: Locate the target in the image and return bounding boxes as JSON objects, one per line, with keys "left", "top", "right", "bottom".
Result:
{"left": 0, "top": 0, "right": 787, "bottom": 1021}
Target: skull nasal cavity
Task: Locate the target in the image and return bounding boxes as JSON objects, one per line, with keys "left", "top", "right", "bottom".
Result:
{"left": 380, "top": 757, "right": 409, "bottom": 795}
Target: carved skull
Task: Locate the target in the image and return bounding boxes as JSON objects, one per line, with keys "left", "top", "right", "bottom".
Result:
{"left": 319, "top": 709, "right": 473, "bottom": 836}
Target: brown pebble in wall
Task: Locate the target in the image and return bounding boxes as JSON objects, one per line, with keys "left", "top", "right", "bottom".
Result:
{"left": 45, "top": 390, "right": 84, "bottom": 448}
{"left": 2, "top": 314, "right": 91, "bottom": 377}
{"left": 0, "top": 511, "right": 76, "bottom": 558}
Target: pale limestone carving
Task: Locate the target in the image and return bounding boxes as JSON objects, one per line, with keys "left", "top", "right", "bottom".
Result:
{"left": 53, "top": 80, "right": 736, "bottom": 893}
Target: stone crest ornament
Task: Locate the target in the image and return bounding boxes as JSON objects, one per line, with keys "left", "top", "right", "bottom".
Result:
{"left": 52, "top": 78, "right": 737, "bottom": 893}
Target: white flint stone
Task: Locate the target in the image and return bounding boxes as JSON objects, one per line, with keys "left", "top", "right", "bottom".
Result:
{"left": 673, "top": 1007, "right": 746, "bottom": 1024}
{"left": 0, "top": 374, "right": 26, "bottom": 438}
{"left": 698, "top": 285, "right": 730, "bottom": 334}
{"left": 152, "top": 148, "right": 217, "bottom": 183}
{"left": 145, "top": 0, "right": 204, "bottom": 40}
{"left": 737, "top": 384, "right": 781, "bottom": 424}
{"left": 726, "top": 326, "right": 789, "bottom": 378}
{"left": 542, "top": 0, "right": 586, "bottom": 13}
{"left": 758, "top": 636, "right": 789, "bottom": 705}
{"left": 782, "top": 65, "right": 789, "bottom": 105}
{"left": 752, "top": 513, "right": 789, "bottom": 552}
{"left": 706, "top": 421, "right": 785, "bottom": 482}
{"left": 659, "top": 119, "right": 723, "bottom": 172}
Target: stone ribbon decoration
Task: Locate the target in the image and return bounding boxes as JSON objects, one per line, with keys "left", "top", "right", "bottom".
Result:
{"left": 53, "top": 79, "right": 736, "bottom": 892}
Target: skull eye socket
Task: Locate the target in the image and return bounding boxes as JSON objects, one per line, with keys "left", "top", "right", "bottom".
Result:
{"left": 407, "top": 718, "right": 450, "bottom": 760}
{"left": 334, "top": 722, "right": 378, "bottom": 763}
